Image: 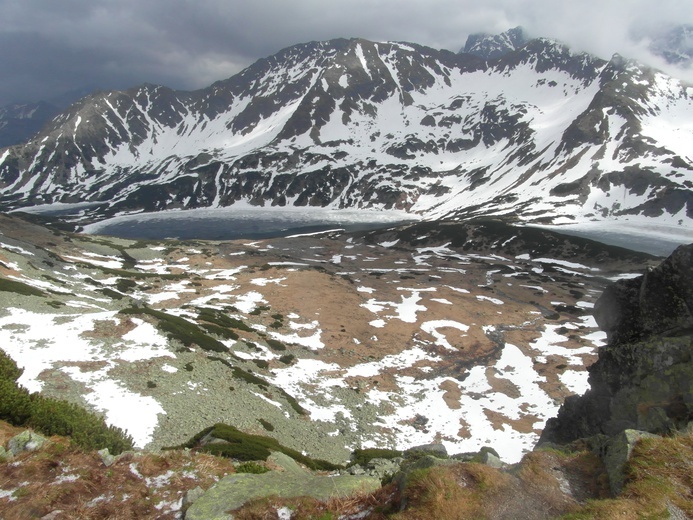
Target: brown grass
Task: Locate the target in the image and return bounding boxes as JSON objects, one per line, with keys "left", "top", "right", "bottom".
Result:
{"left": 0, "top": 427, "right": 236, "bottom": 520}
{"left": 561, "top": 430, "right": 693, "bottom": 519}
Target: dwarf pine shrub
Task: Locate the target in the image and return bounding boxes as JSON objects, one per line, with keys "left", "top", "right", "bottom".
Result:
{"left": 0, "top": 351, "right": 133, "bottom": 454}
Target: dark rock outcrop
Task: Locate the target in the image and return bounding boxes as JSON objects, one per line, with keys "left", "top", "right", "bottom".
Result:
{"left": 539, "top": 244, "right": 693, "bottom": 445}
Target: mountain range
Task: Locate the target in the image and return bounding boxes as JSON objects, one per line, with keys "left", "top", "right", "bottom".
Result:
{"left": 0, "top": 29, "right": 691, "bottom": 228}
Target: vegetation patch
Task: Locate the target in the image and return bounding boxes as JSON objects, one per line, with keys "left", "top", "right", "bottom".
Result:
{"left": 100, "top": 287, "right": 125, "bottom": 300}
{"left": 0, "top": 278, "right": 45, "bottom": 297}
{"left": 279, "top": 354, "right": 295, "bottom": 365}
{"left": 0, "top": 351, "right": 133, "bottom": 454}
{"left": 235, "top": 461, "right": 270, "bottom": 474}
{"left": 207, "top": 357, "right": 307, "bottom": 415}
{"left": 350, "top": 448, "right": 403, "bottom": 467}
{"left": 116, "top": 278, "right": 138, "bottom": 293}
{"left": 177, "top": 423, "right": 341, "bottom": 471}
{"left": 258, "top": 419, "right": 274, "bottom": 432}
{"left": 266, "top": 339, "right": 287, "bottom": 351}
{"left": 120, "top": 307, "right": 229, "bottom": 353}
{"left": 198, "top": 308, "right": 253, "bottom": 333}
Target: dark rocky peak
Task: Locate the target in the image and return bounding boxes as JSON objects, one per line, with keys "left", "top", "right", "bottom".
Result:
{"left": 494, "top": 37, "right": 606, "bottom": 85}
{"left": 461, "top": 26, "right": 528, "bottom": 59}
{"left": 594, "top": 243, "right": 693, "bottom": 344}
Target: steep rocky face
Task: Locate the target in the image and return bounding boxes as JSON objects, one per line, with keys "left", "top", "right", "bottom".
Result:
{"left": 461, "top": 26, "right": 529, "bottom": 59}
{"left": 539, "top": 243, "right": 693, "bottom": 445}
{"left": 0, "top": 35, "right": 691, "bottom": 226}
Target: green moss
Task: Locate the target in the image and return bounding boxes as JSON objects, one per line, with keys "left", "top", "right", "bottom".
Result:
{"left": 0, "top": 278, "right": 45, "bottom": 297}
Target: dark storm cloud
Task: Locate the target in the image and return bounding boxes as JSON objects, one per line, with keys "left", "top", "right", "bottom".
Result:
{"left": 1, "top": 0, "right": 692, "bottom": 106}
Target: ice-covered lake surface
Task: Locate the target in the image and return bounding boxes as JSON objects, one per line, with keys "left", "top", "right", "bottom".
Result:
{"left": 80, "top": 207, "right": 418, "bottom": 240}
{"left": 17, "top": 203, "right": 692, "bottom": 255}
{"left": 528, "top": 220, "right": 692, "bottom": 257}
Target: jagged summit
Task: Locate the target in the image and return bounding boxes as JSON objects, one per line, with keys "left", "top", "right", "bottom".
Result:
{"left": 461, "top": 26, "right": 529, "bottom": 59}
{"left": 0, "top": 34, "right": 691, "bottom": 229}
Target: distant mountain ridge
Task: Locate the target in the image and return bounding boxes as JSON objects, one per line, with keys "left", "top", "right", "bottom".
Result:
{"left": 0, "top": 87, "right": 98, "bottom": 148}
{"left": 0, "top": 34, "right": 691, "bottom": 228}
{"left": 0, "top": 101, "right": 60, "bottom": 149}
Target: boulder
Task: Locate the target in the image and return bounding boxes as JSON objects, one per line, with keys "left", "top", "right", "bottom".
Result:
{"left": 404, "top": 443, "right": 448, "bottom": 458}
{"left": 98, "top": 448, "right": 117, "bottom": 467}
{"left": 184, "top": 452, "right": 379, "bottom": 520}
{"left": 602, "top": 430, "right": 660, "bottom": 495}
{"left": 366, "top": 457, "right": 403, "bottom": 480}
{"left": 182, "top": 486, "right": 205, "bottom": 509}
{"left": 7, "top": 430, "right": 47, "bottom": 456}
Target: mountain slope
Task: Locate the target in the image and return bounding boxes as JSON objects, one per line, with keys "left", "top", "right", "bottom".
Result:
{"left": 0, "top": 36, "right": 691, "bottom": 227}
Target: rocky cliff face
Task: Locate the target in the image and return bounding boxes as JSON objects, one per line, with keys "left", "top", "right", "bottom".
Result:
{"left": 539, "top": 243, "right": 693, "bottom": 445}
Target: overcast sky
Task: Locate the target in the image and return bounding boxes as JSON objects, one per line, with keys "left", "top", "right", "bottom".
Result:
{"left": 1, "top": 0, "right": 692, "bottom": 106}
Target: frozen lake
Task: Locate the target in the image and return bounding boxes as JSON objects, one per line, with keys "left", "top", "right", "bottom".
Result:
{"left": 529, "top": 220, "right": 692, "bottom": 257}
{"left": 16, "top": 203, "right": 692, "bottom": 255}
{"left": 81, "top": 206, "right": 418, "bottom": 241}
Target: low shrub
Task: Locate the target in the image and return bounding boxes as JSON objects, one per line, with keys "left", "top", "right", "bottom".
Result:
{"left": 180, "top": 423, "right": 341, "bottom": 471}
{"left": 350, "top": 448, "right": 403, "bottom": 467}
{"left": 121, "top": 307, "right": 229, "bottom": 353}
{"left": 258, "top": 419, "right": 274, "bottom": 431}
{"left": 266, "top": 339, "right": 286, "bottom": 351}
{"left": 236, "top": 461, "right": 270, "bottom": 474}
{"left": 198, "top": 309, "right": 253, "bottom": 333}
{"left": 0, "top": 278, "right": 45, "bottom": 297}
{"left": 0, "top": 351, "right": 133, "bottom": 454}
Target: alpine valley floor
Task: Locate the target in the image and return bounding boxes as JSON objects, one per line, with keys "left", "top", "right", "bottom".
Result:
{"left": 0, "top": 214, "right": 661, "bottom": 464}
